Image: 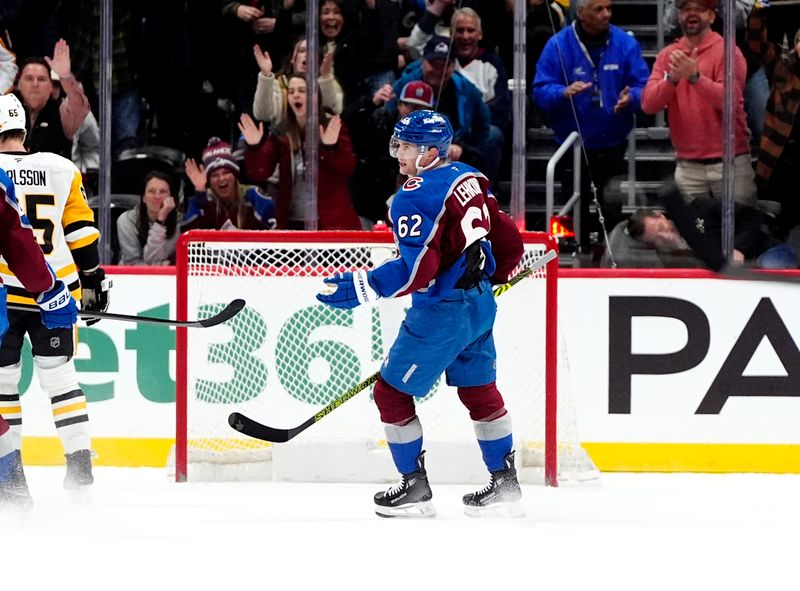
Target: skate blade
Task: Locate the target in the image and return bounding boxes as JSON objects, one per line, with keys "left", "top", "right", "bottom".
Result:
{"left": 375, "top": 500, "right": 437, "bottom": 518}
{"left": 0, "top": 494, "right": 34, "bottom": 513}
{"left": 464, "top": 500, "right": 525, "bottom": 519}
{"left": 66, "top": 486, "right": 92, "bottom": 505}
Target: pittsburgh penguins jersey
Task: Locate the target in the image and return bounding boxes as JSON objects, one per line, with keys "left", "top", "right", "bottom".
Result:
{"left": 0, "top": 151, "right": 99, "bottom": 305}
{"left": 369, "top": 161, "right": 523, "bottom": 305}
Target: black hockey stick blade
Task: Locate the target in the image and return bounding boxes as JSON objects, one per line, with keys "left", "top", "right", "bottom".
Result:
{"left": 195, "top": 299, "right": 246, "bottom": 327}
{"left": 7, "top": 298, "right": 246, "bottom": 328}
{"left": 229, "top": 373, "right": 380, "bottom": 443}
{"left": 228, "top": 253, "right": 557, "bottom": 444}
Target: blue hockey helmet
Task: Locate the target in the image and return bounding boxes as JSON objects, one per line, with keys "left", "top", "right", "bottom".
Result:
{"left": 389, "top": 110, "right": 453, "bottom": 159}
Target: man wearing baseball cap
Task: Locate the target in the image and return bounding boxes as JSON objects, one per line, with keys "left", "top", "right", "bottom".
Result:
{"left": 398, "top": 80, "right": 434, "bottom": 111}
{"left": 642, "top": 0, "right": 757, "bottom": 207}
{"left": 350, "top": 80, "right": 437, "bottom": 227}
{"left": 390, "top": 35, "right": 503, "bottom": 183}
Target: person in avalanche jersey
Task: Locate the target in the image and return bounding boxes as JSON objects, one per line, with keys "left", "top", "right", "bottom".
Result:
{"left": 0, "top": 159, "right": 79, "bottom": 511}
{"left": 316, "top": 109, "right": 526, "bottom": 519}
{"left": 182, "top": 136, "right": 277, "bottom": 231}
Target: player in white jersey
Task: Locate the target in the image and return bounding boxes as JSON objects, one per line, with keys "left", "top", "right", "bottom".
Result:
{"left": 0, "top": 94, "right": 110, "bottom": 499}
{"left": 0, "top": 162, "right": 78, "bottom": 510}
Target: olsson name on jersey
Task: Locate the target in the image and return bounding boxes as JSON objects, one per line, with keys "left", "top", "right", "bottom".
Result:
{"left": 6, "top": 168, "right": 46, "bottom": 187}
{"left": 0, "top": 152, "right": 99, "bottom": 304}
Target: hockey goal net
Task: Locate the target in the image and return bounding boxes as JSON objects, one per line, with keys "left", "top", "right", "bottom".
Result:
{"left": 175, "top": 230, "right": 597, "bottom": 485}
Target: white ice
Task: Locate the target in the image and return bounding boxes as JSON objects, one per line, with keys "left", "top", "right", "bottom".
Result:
{"left": 4, "top": 468, "right": 798, "bottom": 591}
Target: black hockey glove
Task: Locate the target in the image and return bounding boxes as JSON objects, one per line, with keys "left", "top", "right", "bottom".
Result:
{"left": 79, "top": 268, "right": 112, "bottom": 326}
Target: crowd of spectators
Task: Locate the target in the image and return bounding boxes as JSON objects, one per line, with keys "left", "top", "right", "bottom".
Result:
{"left": 1, "top": 0, "right": 799, "bottom": 269}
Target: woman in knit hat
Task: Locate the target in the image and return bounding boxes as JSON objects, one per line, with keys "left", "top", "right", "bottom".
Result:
{"left": 181, "top": 137, "right": 277, "bottom": 231}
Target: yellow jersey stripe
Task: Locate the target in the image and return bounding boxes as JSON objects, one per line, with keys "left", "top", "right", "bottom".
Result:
{"left": 52, "top": 401, "right": 87, "bottom": 417}
{"left": 67, "top": 232, "right": 100, "bottom": 251}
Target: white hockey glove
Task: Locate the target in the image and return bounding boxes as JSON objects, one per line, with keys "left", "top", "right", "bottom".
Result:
{"left": 316, "top": 270, "right": 380, "bottom": 309}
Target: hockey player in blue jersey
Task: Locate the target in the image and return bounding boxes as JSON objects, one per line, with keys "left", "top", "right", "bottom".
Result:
{"left": 316, "top": 110, "right": 526, "bottom": 518}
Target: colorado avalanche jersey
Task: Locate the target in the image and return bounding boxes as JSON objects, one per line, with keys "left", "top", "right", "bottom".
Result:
{"left": 0, "top": 167, "right": 55, "bottom": 295}
{"left": 0, "top": 152, "right": 99, "bottom": 305}
{"left": 369, "top": 161, "right": 522, "bottom": 305}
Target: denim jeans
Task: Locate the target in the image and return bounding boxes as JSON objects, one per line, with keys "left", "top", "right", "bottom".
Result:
{"left": 112, "top": 88, "right": 142, "bottom": 149}
{"left": 745, "top": 67, "right": 769, "bottom": 149}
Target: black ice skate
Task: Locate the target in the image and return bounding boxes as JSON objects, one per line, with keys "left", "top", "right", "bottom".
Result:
{"left": 463, "top": 451, "right": 525, "bottom": 518}
{"left": 64, "top": 449, "right": 94, "bottom": 490}
{"left": 0, "top": 450, "right": 33, "bottom": 511}
{"left": 374, "top": 451, "right": 436, "bottom": 518}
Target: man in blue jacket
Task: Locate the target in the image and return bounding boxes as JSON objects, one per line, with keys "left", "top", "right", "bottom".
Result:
{"left": 534, "top": 0, "right": 650, "bottom": 253}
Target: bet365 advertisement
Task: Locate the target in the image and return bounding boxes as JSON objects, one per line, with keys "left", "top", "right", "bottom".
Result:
{"left": 17, "top": 269, "right": 800, "bottom": 472}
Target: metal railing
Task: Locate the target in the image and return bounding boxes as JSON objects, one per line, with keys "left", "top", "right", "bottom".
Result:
{"left": 545, "top": 131, "right": 582, "bottom": 237}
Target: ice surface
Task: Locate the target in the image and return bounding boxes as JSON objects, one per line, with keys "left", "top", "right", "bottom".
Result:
{"left": 4, "top": 468, "right": 798, "bottom": 591}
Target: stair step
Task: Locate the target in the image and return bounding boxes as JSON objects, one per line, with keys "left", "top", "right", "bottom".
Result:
{"left": 527, "top": 126, "right": 670, "bottom": 141}
{"left": 525, "top": 149, "right": 675, "bottom": 162}
{"left": 496, "top": 179, "right": 669, "bottom": 195}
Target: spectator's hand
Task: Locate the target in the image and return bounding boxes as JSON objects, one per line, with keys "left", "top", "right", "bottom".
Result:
{"left": 239, "top": 113, "right": 265, "bottom": 146}
{"left": 158, "top": 196, "right": 176, "bottom": 222}
{"left": 321, "top": 115, "right": 342, "bottom": 146}
{"left": 252, "top": 17, "right": 276, "bottom": 34}
{"left": 563, "top": 81, "right": 592, "bottom": 98}
{"left": 284, "top": 0, "right": 296, "bottom": 8}
{"left": 372, "top": 84, "right": 394, "bottom": 106}
{"left": 448, "top": 143, "right": 463, "bottom": 161}
{"left": 320, "top": 49, "right": 335, "bottom": 78}
{"left": 669, "top": 48, "right": 698, "bottom": 81}
{"left": 185, "top": 158, "right": 207, "bottom": 192}
{"left": 253, "top": 45, "right": 273, "bottom": 76}
{"left": 236, "top": 5, "right": 263, "bottom": 21}
{"left": 733, "top": 249, "right": 746, "bottom": 264}
{"left": 614, "top": 85, "right": 631, "bottom": 113}
{"left": 364, "top": 0, "right": 376, "bottom": 9}
{"left": 46, "top": 39, "right": 73, "bottom": 80}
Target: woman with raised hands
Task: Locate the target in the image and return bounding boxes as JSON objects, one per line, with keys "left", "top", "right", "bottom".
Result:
{"left": 242, "top": 73, "right": 360, "bottom": 230}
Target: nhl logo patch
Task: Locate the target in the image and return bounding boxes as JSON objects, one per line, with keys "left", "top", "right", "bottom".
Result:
{"left": 50, "top": 336, "right": 60, "bottom": 348}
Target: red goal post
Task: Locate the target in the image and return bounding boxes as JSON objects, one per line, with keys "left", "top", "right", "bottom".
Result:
{"left": 175, "top": 230, "right": 597, "bottom": 484}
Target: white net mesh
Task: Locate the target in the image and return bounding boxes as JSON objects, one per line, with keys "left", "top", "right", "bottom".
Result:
{"left": 178, "top": 233, "right": 598, "bottom": 483}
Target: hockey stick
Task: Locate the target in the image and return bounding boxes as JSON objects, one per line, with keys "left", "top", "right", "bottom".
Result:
{"left": 229, "top": 249, "right": 558, "bottom": 443}
{"left": 7, "top": 298, "right": 246, "bottom": 328}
